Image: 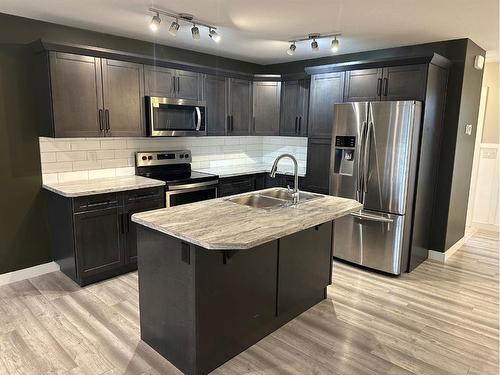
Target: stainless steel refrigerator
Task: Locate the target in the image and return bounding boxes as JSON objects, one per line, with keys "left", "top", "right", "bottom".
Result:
{"left": 330, "top": 101, "right": 430, "bottom": 275}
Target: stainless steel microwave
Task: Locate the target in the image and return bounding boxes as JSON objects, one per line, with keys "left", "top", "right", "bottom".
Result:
{"left": 146, "top": 96, "right": 206, "bottom": 137}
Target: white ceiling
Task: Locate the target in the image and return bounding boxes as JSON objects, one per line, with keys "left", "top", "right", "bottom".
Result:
{"left": 0, "top": 0, "right": 498, "bottom": 64}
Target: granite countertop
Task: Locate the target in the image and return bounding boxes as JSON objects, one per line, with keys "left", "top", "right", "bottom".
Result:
{"left": 195, "top": 163, "right": 306, "bottom": 178}
{"left": 43, "top": 175, "right": 165, "bottom": 197}
{"left": 132, "top": 188, "right": 361, "bottom": 250}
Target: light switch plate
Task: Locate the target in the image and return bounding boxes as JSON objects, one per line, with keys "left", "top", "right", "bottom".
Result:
{"left": 465, "top": 124, "right": 473, "bottom": 135}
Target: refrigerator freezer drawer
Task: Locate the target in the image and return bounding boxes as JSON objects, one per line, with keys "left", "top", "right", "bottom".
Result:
{"left": 333, "top": 210, "right": 405, "bottom": 274}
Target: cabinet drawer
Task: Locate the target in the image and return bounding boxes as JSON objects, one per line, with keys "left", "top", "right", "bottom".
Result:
{"left": 73, "top": 193, "right": 119, "bottom": 213}
{"left": 219, "top": 176, "right": 255, "bottom": 197}
{"left": 124, "top": 187, "right": 164, "bottom": 204}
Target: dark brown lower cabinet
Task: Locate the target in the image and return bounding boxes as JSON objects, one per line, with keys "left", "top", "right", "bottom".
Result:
{"left": 137, "top": 220, "right": 333, "bottom": 375}
{"left": 46, "top": 187, "right": 164, "bottom": 286}
{"left": 74, "top": 205, "right": 123, "bottom": 280}
{"left": 305, "top": 137, "right": 332, "bottom": 194}
{"left": 218, "top": 173, "right": 306, "bottom": 197}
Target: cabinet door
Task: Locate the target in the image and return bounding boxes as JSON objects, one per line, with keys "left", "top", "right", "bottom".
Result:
{"left": 176, "top": 70, "right": 201, "bottom": 100}
{"left": 124, "top": 197, "right": 164, "bottom": 266}
{"left": 74, "top": 206, "right": 123, "bottom": 279}
{"left": 308, "top": 72, "right": 344, "bottom": 138}
{"left": 344, "top": 68, "right": 383, "bottom": 102}
{"left": 49, "top": 52, "right": 104, "bottom": 137}
{"left": 280, "top": 80, "right": 300, "bottom": 136}
{"left": 203, "top": 74, "right": 227, "bottom": 136}
{"left": 228, "top": 78, "right": 252, "bottom": 136}
{"left": 144, "top": 65, "right": 175, "bottom": 97}
{"left": 252, "top": 81, "right": 280, "bottom": 135}
{"left": 297, "top": 79, "right": 310, "bottom": 136}
{"left": 102, "top": 59, "right": 145, "bottom": 137}
{"left": 382, "top": 64, "right": 427, "bottom": 101}
{"left": 278, "top": 222, "right": 332, "bottom": 315}
{"left": 305, "top": 138, "right": 332, "bottom": 194}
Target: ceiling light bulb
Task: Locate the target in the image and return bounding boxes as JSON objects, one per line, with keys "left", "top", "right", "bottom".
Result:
{"left": 150, "top": 13, "right": 161, "bottom": 32}
{"left": 209, "top": 29, "right": 221, "bottom": 42}
{"left": 168, "top": 19, "right": 180, "bottom": 36}
{"left": 287, "top": 43, "right": 296, "bottom": 56}
{"left": 191, "top": 25, "right": 200, "bottom": 40}
{"left": 311, "top": 39, "right": 319, "bottom": 52}
{"left": 331, "top": 37, "right": 339, "bottom": 52}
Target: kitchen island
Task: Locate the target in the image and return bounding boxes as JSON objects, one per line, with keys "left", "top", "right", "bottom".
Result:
{"left": 132, "top": 188, "right": 361, "bottom": 375}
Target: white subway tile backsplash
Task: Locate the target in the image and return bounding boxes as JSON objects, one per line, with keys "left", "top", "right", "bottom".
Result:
{"left": 58, "top": 171, "right": 89, "bottom": 182}
{"left": 88, "top": 168, "right": 116, "bottom": 179}
{"left": 100, "top": 139, "right": 127, "bottom": 150}
{"left": 71, "top": 140, "right": 101, "bottom": 151}
{"left": 56, "top": 151, "right": 87, "bottom": 162}
{"left": 39, "top": 136, "right": 308, "bottom": 184}
{"left": 40, "top": 152, "right": 57, "bottom": 163}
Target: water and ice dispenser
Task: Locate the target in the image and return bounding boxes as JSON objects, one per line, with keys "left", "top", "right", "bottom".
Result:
{"left": 333, "top": 136, "right": 356, "bottom": 176}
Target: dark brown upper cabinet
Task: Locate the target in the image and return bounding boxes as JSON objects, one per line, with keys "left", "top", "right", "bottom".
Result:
{"left": 45, "top": 52, "right": 145, "bottom": 137}
{"left": 280, "top": 79, "right": 310, "bottom": 137}
{"left": 227, "top": 78, "right": 252, "bottom": 136}
{"left": 48, "top": 52, "right": 103, "bottom": 138}
{"left": 308, "top": 72, "right": 344, "bottom": 138}
{"left": 344, "top": 68, "right": 383, "bottom": 102}
{"left": 344, "top": 64, "right": 427, "bottom": 102}
{"left": 252, "top": 81, "right": 281, "bottom": 136}
{"left": 101, "top": 59, "right": 145, "bottom": 137}
{"left": 144, "top": 65, "right": 201, "bottom": 100}
{"left": 203, "top": 74, "right": 227, "bottom": 136}
{"left": 381, "top": 64, "right": 427, "bottom": 101}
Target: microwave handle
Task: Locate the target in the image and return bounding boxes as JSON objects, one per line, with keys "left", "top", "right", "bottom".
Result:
{"left": 194, "top": 107, "right": 202, "bottom": 131}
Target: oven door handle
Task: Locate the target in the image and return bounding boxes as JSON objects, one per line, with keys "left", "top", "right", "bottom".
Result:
{"left": 168, "top": 180, "right": 219, "bottom": 190}
{"left": 194, "top": 107, "right": 202, "bottom": 131}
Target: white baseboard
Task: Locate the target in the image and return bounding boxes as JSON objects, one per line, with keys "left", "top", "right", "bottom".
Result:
{"left": 471, "top": 222, "right": 500, "bottom": 232}
{"left": 0, "top": 261, "right": 60, "bottom": 286}
{"left": 428, "top": 229, "right": 476, "bottom": 264}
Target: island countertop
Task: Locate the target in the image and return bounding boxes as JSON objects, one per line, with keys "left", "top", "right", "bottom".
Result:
{"left": 132, "top": 189, "right": 362, "bottom": 250}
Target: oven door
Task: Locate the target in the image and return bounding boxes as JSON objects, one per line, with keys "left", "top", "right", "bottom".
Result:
{"left": 166, "top": 181, "right": 218, "bottom": 207}
{"left": 147, "top": 97, "right": 206, "bottom": 137}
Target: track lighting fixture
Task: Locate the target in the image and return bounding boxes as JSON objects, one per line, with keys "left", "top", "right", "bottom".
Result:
{"left": 191, "top": 24, "right": 200, "bottom": 40}
{"left": 209, "top": 28, "right": 221, "bottom": 42}
{"left": 311, "top": 39, "right": 319, "bottom": 52}
{"left": 148, "top": 7, "right": 219, "bottom": 42}
{"left": 331, "top": 36, "right": 339, "bottom": 52}
{"left": 286, "top": 33, "right": 341, "bottom": 56}
{"left": 168, "top": 19, "right": 180, "bottom": 36}
{"left": 149, "top": 12, "right": 161, "bottom": 32}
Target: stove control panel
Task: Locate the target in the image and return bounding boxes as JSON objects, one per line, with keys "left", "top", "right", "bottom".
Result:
{"left": 136, "top": 150, "right": 192, "bottom": 167}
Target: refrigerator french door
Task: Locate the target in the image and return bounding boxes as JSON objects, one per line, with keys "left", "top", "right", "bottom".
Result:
{"left": 330, "top": 101, "right": 422, "bottom": 274}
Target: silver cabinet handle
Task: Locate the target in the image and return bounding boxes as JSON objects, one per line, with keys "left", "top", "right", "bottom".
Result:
{"left": 98, "top": 109, "right": 104, "bottom": 133}
{"left": 298, "top": 116, "right": 302, "bottom": 134}
{"left": 195, "top": 107, "right": 202, "bottom": 131}
{"left": 350, "top": 212, "right": 393, "bottom": 223}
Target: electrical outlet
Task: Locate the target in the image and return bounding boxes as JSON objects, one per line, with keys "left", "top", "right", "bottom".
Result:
{"left": 465, "top": 124, "right": 473, "bottom": 135}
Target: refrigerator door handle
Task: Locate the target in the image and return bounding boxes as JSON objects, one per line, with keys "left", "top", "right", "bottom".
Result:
{"left": 362, "top": 121, "right": 373, "bottom": 194}
{"left": 350, "top": 212, "right": 394, "bottom": 223}
{"left": 357, "top": 121, "right": 367, "bottom": 201}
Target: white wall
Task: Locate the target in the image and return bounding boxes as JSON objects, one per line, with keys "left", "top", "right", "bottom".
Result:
{"left": 467, "top": 61, "right": 500, "bottom": 231}
{"left": 39, "top": 136, "right": 308, "bottom": 184}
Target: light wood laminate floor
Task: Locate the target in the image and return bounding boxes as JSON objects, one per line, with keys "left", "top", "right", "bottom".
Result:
{"left": 0, "top": 229, "right": 498, "bottom": 374}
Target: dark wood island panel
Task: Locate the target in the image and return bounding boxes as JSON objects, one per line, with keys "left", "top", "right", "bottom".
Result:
{"left": 137, "top": 221, "right": 333, "bottom": 375}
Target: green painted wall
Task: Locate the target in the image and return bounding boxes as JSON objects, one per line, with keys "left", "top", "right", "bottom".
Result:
{"left": 0, "top": 12, "right": 261, "bottom": 275}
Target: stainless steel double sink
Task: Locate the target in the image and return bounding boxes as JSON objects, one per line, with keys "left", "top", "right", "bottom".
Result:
{"left": 226, "top": 188, "right": 323, "bottom": 209}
